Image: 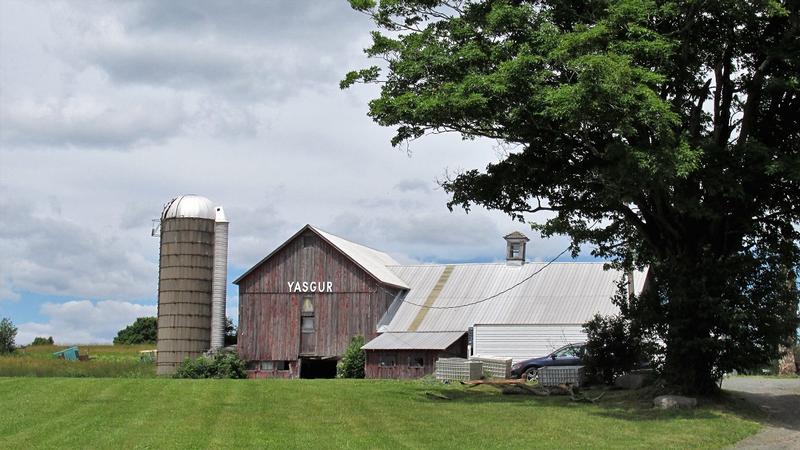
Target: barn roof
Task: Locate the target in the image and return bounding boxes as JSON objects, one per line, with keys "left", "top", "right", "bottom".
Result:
{"left": 380, "top": 263, "right": 647, "bottom": 332}
{"left": 361, "top": 331, "right": 465, "bottom": 350}
{"left": 233, "top": 224, "right": 409, "bottom": 289}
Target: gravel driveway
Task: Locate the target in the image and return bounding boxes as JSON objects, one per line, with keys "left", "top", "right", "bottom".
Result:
{"left": 722, "top": 376, "right": 800, "bottom": 449}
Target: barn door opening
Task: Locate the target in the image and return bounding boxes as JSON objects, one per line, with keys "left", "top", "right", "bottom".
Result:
{"left": 299, "top": 358, "right": 337, "bottom": 379}
{"left": 300, "top": 296, "right": 316, "bottom": 355}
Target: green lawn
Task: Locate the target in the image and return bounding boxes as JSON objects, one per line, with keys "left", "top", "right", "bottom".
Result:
{"left": 0, "top": 377, "right": 758, "bottom": 449}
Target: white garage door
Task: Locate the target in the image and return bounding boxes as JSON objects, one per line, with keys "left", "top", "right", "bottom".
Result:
{"left": 472, "top": 324, "right": 586, "bottom": 362}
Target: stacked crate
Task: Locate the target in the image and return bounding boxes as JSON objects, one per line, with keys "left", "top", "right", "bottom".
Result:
{"left": 469, "top": 356, "right": 512, "bottom": 379}
{"left": 539, "top": 365, "right": 586, "bottom": 387}
{"left": 435, "top": 358, "right": 483, "bottom": 381}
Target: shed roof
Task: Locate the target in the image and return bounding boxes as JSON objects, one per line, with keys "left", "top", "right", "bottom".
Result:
{"left": 233, "top": 224, "right": 409, "bottom": 289}
{"left": 361, "top": 331, "right": 465, "bottom": 350}
{"left": 381, "top": 263, "right": 647, "bottom": 332}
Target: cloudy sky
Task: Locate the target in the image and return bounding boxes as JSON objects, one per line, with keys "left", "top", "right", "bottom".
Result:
{"left": 0, "top": 1, "right": 578, "bottom": 345}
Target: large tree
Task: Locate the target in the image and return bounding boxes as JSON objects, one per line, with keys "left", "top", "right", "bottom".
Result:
{"left": 344, "top": 0, "right": 800, "bottom": 393}
{"left": 113, "top": 317, "right": 157, "bottom": 345}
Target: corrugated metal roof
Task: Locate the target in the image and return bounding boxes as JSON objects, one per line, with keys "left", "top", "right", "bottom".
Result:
{"left": 383, "top": 263, "right": 647, "bottom": 332}
{"left": 311, "top": 226, "right": 409, "bottom": 289}
{"left": 361, "top": 331, "right": 465, "bottom": 350}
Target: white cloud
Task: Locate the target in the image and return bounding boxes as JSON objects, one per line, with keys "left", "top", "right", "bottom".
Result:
{"left": 0, "top": 193, "right": 157, "bottom": 301}
{"left": 0, "top": 94, "right": 188, "bottom": 148}
{"left": 16, "top": 299, "right": 157, "bottom": 345}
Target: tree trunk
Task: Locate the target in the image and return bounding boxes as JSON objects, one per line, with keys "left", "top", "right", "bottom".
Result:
{"left": 659, "top": 258, "right": 722, "bottom": 395}
{"left": 777, "top": 345, "right": 797, "bottom": 375}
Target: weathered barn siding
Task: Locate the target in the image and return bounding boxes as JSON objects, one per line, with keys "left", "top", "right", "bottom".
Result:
{"left": 247, "top": 360, "right": 299, "bottom": 379}
{"left": 365, "top": 335, "right": 467, "bottom": 379}
{"left": 237, "top": 230, "right": 400, "bottom": 365}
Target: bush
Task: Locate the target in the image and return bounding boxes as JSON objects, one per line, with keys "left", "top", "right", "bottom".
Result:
{"left": 583, "top": 313, "right": 653, "bottom": 385}
{"left": 31, "top": 336, "right": 54, "bottom": 346}
{"left": 114, "top": 317, "right": 157, "bottom": 345}
{"left": 173, "top": 352, "right": 247, "bottom": 379}
{"left": 336, "top": 335, "right": 365, "bottom": 378}
{"left": 0, "top": 317, "right": 17, "bottom": 354}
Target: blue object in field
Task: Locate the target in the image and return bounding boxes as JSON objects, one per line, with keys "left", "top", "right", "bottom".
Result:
{"left": 53, "top": 346, "right": 80, "bottom": 361}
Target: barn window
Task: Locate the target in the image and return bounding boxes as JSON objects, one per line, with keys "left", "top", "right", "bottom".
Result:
{"left": 301, "top": 316, "right": 315, "bottom": 332}
{"left": 301, "top": 296, "right": 315, "bottom": 333}
{"left": 408, "top": 355, "right": 424, "bottom": 368}
{"left": 379, "top": 354, "right": 396, "bottom": 367}
{"left": 509, "top": 243, "right": 521, "bottom": 258}
{"left": 258, "top": 361, "right": 290, "bottom": 371}
{"left": 301, "top": 297, "right": 314, "bottom": 314}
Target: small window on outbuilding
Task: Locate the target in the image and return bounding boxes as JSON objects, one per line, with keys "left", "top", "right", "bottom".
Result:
{"left": 408, "top": 355, "right": 424, "bottom": 368}
{"left": 510, "top": 243, "right": 521, "bottom": 258}
{"left": 379, "top": 354, "right": 396, "bottom": 367}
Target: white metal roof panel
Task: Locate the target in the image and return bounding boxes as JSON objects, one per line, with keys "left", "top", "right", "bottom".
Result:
{"left": 311, "top": 226, "right": 409, "bottom": 289}
{"left": 384, "top": 263, "right": 647, "bottom": 332}
{"left": 361, "top": 331, "right": 466, "bottom": 350}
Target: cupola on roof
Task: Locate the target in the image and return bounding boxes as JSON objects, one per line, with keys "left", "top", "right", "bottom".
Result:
{"left": 161, "top": 194, "right": 216, "bottom": 220}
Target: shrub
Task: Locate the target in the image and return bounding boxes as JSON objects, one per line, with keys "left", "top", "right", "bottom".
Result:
{"left": 0, "top": 317, "right": 17, "bottom": 354}
{"left": 583, "top": 313, "right": 653, "bottom": 385}
{"left": 31, "top": 336, "right": 54, "bottom": 346}
{"left": 114, "top": 317, "right": 157, "bottom": 345}
{"left": 173, "top": 352, "right": 247, "bottom": 379}
{"left": 336, "top": 335, "right": 365, "bottom": 378}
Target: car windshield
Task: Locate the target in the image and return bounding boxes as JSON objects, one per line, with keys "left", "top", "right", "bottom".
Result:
{"left": 553, "top": 345, "right": 583, "bottom": 358}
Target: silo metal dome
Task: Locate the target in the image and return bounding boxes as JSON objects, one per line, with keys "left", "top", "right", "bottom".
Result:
{"left": 161, "top": 194, "right": 216, "bottom": 220}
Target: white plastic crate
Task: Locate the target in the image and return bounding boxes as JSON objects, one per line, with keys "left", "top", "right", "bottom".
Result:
{"left": 469, "top": 356, "right": 512, "bottom": 379}
{"left": 539, "top": 365, "right": 585, "bottom": 387}
{"left": 435, "top": 358, "right": 483, "bottom": 381}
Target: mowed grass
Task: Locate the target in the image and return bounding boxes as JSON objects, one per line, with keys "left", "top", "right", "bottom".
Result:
{"left": 0, "top": 344, "right": 156, "bottom": 377}
{"left": 0, "top": 377, "right": 759, "bottom": 449}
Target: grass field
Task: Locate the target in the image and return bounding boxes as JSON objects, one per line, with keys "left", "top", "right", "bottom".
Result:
{"left": 0, "top": 344, "right": 156, "bottom": 377}
{"left": 0, "top": 377, "right": 759, "bottom": 449}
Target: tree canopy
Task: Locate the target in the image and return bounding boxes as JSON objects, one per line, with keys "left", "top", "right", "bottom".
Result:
{"left": 0, "top": 317, "right": 16, "bottom": 354}
{"left": 113, "top": 317, "right": 157, "bottom": 345}
{"left": 31, "top": 336, "right": 55, "bottom": 346}
{"left": 345, "top": 0, "right": 800, "bottom": 393}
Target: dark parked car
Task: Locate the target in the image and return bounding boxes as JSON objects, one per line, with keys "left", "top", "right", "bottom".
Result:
{"left": 510, "top": 342, "right": 586, "bottom": 381}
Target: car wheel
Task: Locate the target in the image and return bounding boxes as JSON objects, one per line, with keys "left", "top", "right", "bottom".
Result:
{"left": 522, "top": 367, "right": 539, "bottom": 383}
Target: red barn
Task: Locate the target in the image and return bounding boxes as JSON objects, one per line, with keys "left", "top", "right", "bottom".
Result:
{"left": 233, "top": 225, "right": 408, "bottom": 378}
